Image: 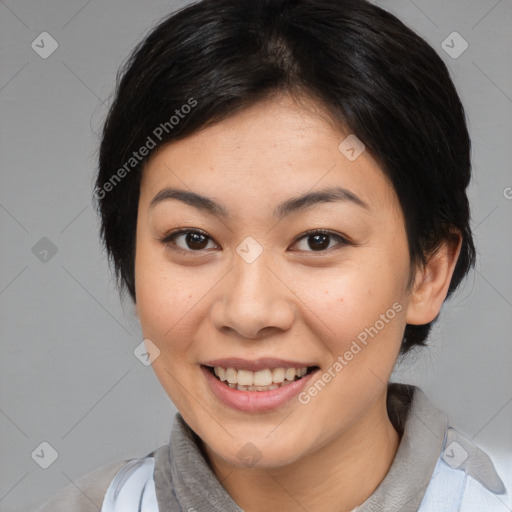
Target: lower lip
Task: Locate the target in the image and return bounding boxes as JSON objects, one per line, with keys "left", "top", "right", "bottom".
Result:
{"left": 200, "top": 365, "right": 319, "bottom": 413}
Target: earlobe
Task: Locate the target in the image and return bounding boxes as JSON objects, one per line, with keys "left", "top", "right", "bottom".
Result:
{"left": 405, "top": 232, "right": 463, "bottom": 325}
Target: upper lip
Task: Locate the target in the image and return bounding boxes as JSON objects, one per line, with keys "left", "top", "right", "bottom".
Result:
{"left": 202, "top": 357, "right": 318, "bottom": 372}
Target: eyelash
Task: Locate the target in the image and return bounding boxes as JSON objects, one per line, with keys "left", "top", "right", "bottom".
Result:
{"left": 158, "top": 228, "right": 351, "bottom": 255}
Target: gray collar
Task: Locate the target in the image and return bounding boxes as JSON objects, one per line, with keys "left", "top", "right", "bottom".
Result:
{"left": 150, "top": 383, "right": 495, "bottom": 512}
{"left": 354, "top": 383, "right": 448, "bottom": 512}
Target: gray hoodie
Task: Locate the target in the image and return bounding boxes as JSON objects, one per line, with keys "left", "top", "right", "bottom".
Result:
{"left": 36, "top": 383, "right": 508, "bottom": 511}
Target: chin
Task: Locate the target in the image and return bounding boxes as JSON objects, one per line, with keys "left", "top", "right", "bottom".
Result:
{"left": 203, "top": 428, "right": 314, "bottom": 470}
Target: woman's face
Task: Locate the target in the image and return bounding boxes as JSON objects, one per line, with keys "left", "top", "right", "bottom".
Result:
{"left": 135, "top": 94, "right": 415, "bottom": 468}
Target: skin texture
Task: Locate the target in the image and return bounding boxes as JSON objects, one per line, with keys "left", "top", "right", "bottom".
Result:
{"left": 134, "top": 94, "right": 462, "bottom": 512}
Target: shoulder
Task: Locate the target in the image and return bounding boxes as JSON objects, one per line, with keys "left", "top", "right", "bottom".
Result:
{"left": 35, "top": 459, "right": 130, "bottom": 512}
{"left": 419, "top": 427, "right": 511, "bottom": 511}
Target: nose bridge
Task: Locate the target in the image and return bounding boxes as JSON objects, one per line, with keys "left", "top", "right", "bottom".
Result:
{"left": 229, "top": 242, "right": 276, "bottom": 315}
{"left": 232, "top": 246, "right": 271, "bottom": 301}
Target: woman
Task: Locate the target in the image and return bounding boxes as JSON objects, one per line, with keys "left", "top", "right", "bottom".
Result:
{"left": 38, "top": 0, "right": 508, "bottom": 510}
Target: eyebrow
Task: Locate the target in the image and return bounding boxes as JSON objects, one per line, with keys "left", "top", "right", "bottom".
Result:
{"left": 148, "top": 186, "right": 370, "bottom": 220}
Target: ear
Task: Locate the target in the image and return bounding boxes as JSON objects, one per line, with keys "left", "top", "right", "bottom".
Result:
{"left": 405, "top": 231, "right": 463, "bottom": 325}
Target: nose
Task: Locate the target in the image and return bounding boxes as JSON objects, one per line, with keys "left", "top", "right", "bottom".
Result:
{"left": 210, "top": 252, "right": 295, "bottom": 339}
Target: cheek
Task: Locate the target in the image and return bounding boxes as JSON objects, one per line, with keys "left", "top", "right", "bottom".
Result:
{"left": 314, "top": 263, "right": 406, "bottom": 361}
{"left": 134, "top": 244, "right": 196, "bottom": 348}
{"left": 134, "top": 250, "right": 203, "bottom": 406}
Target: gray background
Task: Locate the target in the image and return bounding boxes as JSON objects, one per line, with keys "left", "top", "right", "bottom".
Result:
{"left": 0, "top": 0, "right": 511, "bottom": 510}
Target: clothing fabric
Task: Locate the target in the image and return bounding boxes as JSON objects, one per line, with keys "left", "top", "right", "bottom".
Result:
{"left": 37, "top": 383, "right": 508, "bottom": 512}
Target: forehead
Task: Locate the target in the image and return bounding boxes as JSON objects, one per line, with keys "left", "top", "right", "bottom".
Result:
{"left": 140, "top": 95, "right": 401, "bottom": 220}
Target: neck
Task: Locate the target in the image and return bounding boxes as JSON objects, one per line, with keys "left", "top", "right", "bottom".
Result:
{"left": 203, "top": 389, "right": 401, "bottom": 512}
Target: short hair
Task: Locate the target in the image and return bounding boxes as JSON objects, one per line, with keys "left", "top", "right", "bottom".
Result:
{"left": 94, "top": 0, "right": 476, "bottom": 354}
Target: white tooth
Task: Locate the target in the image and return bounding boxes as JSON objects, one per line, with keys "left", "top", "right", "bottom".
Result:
{"left": 237, "top": 369, "right": 254, "bottom": 386}
{"left": 272, "top": 367, "right": 285, "bottom": 383}
{"left": 295, "top": 368, "right": 301, "bottom": 377}
{"left": 253, "top": 369, "right": 273, "bottom": 386}
{"left": 300, "top": 367, "right": 307, "bottom": 377}
{"left": 217, "top": 367, "right": 227, "bottom": 381}
{"left": 226, "top": 381, "right": 289, "bottom": 392}
{"left": 285, "top": 368, "right": 296, "bottom": 381}
{"left": 226, "top": 367, "right": 237, "bottom": 384}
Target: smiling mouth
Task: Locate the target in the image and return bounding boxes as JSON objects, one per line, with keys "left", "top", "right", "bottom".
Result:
{"left": 203, "top": 364, "right": 320, "bottom": 392}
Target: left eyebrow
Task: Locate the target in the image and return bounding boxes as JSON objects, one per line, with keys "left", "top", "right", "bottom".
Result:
{"left": 274, "top": 186, "right": 370, "bottom": 220}
{"left": 148, "top": 185, "right": 371, "bottom": 219}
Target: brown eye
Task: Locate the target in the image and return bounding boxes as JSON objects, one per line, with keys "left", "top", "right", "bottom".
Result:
{"left": 293, "top": 230, "right": 349, "bottom": 252}
{"left": 161, "top": 229, "right": 217, "bottom": 252}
